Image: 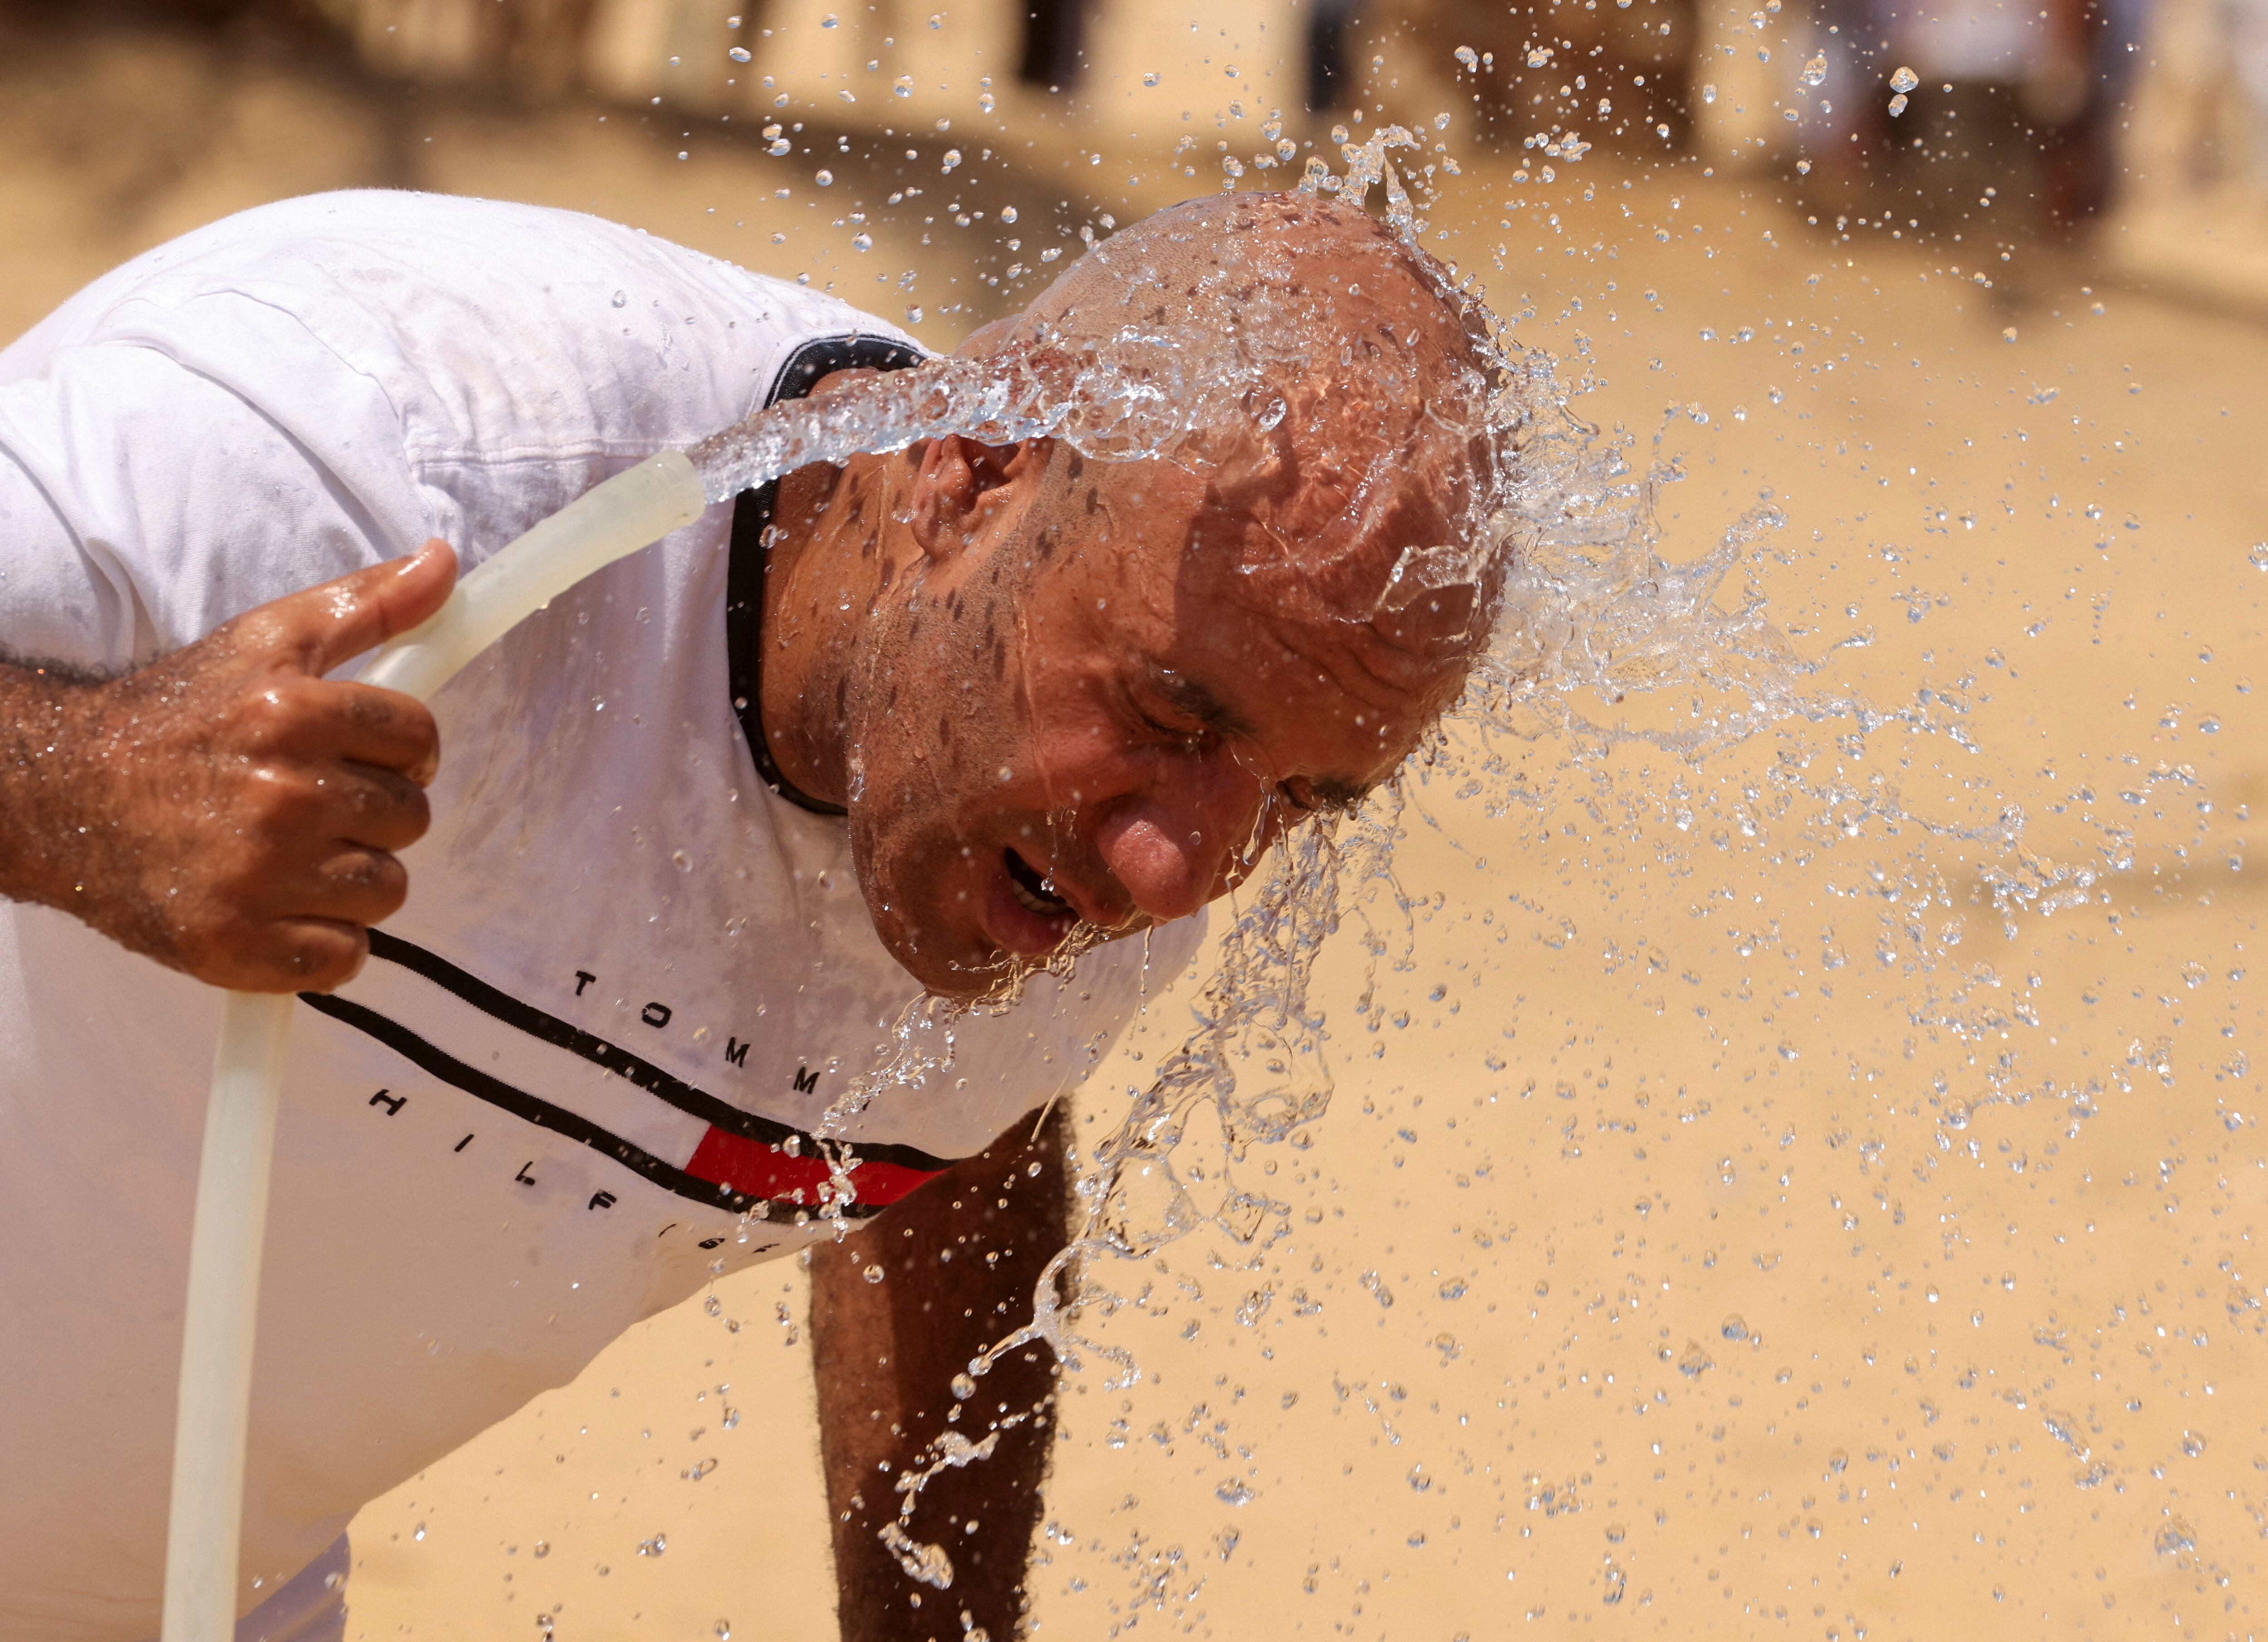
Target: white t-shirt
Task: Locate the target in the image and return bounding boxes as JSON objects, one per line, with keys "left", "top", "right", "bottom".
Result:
{"left": 0, "top": 191, "right": 1198, "bottom": 1642}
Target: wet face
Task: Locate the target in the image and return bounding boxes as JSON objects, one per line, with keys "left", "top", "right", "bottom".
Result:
{"left": 840, "top": 436, "right": 1471, "bottom": 1000}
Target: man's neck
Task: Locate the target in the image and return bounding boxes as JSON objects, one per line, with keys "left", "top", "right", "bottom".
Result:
{"left": 756, "top": 452, "right": 899, "bottom": 809}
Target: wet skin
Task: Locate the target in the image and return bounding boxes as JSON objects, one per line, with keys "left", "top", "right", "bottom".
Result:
{"left": 759, "top": 404, "right": 1475, "bottom": 1001}
{"left": 746, "top": 193, "right": 1496, "bottom": 1000}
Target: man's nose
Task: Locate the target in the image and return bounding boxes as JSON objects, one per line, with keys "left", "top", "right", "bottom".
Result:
{"left": 1092, "top": 795, "right": 1239, "bottom": 925}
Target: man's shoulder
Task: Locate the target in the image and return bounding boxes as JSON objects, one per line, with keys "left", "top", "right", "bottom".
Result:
{"left": 1, "top": 191, "right": 915, "bottom": 475}
{"left": 3, "top": 191, "right": 908, "bottom": 410}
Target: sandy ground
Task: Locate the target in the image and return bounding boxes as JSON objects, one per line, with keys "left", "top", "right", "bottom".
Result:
{"left": 4, "top": 13, "right": 2265, "bottom": 1641}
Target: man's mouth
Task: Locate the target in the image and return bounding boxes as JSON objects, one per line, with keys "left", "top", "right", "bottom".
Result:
{"left": 1003, "top": 848, "right": 1074, "bottom": 919}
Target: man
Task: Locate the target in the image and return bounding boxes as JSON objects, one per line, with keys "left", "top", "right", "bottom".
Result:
{"left": 0, "top": 185, "right": 1493, "bottom": 1640}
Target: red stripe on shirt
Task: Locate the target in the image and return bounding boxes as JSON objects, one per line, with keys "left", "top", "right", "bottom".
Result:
{"left": 683, "top": 1126, "right": 946, "bottom": 1208}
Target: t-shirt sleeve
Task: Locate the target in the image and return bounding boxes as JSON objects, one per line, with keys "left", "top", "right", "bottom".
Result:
{"left": 0, "top": 341, "right": 415, "bottom": 672}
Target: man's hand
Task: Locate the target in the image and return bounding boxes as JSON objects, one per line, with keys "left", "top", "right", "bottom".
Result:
{"left": 0, "top": 540, "right": 456, "bottom": 992}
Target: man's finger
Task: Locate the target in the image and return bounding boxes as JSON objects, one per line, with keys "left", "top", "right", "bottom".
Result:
{"left": 183, "top": 915, "right": 369, "bottom": 995}
{"left": 264, "top": 918, "right": 371, "bottom": 995}
{"left": 297, "top": 846, "right": 413, "bottom": 929}
{"left": 299, "top": 681, "right": 442, "bottom": 785}
{"left": 316, "top": 764, "right": 433, "bottom": 853}
{"left": 254, "top": 538, "right": 459, "bottom": 679}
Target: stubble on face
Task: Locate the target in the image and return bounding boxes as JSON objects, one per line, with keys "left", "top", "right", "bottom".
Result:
{"left": 839, "top": 423, "right": 1483, "bottom": 1001}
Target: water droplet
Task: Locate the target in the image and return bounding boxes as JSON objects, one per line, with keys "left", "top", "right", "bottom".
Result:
{"left": 1143, "top": 70, "right": 1161, "bottom": 87}
{"left": 978, "top": 92, "right": 995, "bottom": 113}
{"left": 2156, "top": 1517, "right": 2197, "bottom": 1556}
{"left": 637, "top": 1533, "right": 668, "bottom": 1557}
{"left": 815, "top": 168, "right": 834, "bottom": 186}
{"left": 716, "top": 1623, "right": 733, "bottom": 1641}
{"left": 1678, "top": 1340, "right": 1715, "bottom": 1377}
{"left": 1526, "top": 45, "right": 1553, "bottom": 66}
{"left": 852, "top": 232, "right": 873, "bottom": 252}
{"left": 820, "top": 11, "right": 838, "bottom": 25}
{"left": 1800, "top": 52, "right": 1827, "bottom": 85}
{"left": 611, "top": 290, "right": 627, "bottom": 308}
{"left": 767, "top": 137, "right": 790, "bottom": 156}
{"left": 2249, "top": 542, "right": 2268, "bottom": 572}
{"left": 1887, "top": 91, "right": 1909, "bottom": 115}
{"left": 1215, "top": 1480, "right": 1256, "bottom": 1507}
{"left": 412, "top": 1522, "right": 426, "bottom": 1541}
{"left": 533, "top": 1540, "right": 550, "bottom": 1559}
{"left": 862, "top": 1263, "right": 885, "bottom": 1284}
{"left": 941, "top": 148, "right": 963, "bottom": 172}
{"left": 1828, "top": 1446, "right": 1850, "bottom": 1473}
{"left": 951, "top": 1371, "right": 978, "bottom": 1399}
{"left": 728, "top": 45, "right": 752, "bottom": 63}
{"left": 1701, "top": 82, "right": 1718, "bottom": 103}
{"left": 1453, "top": 45, "right": 1479, "bottom": 71}
{"left": 1890, "top": 64, "right": 1919, "bottom": 92}
{"left": 999, "top": 205, "right": 1018, "bottom": 224}
{"left": 1721, "top": 1314, "right": 1750, "bottom": 1341}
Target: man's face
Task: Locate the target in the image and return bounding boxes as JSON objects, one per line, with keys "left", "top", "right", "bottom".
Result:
{"left": 842, "top": 439, "right": 1469, "bottom": 999}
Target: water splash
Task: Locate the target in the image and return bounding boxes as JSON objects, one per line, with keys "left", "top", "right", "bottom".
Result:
{"left": 678, "top": 127, "right": 2127, "bottom": 1598}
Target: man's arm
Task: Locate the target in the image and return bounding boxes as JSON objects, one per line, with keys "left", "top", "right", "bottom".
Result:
{"left": 811, "top": 1102, "right": 1075, "bottom": 1642}
{"left": 0, "top": 543, "right": 455, "bottom": 992}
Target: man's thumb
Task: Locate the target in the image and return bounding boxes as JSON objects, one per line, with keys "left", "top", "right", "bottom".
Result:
{"left": 281, "top": 539, "right": 460, "bottom": 677}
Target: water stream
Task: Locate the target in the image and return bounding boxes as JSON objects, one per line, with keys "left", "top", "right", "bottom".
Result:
{"left": 673, "top": 127, "right": 2059, "bottom": 1598}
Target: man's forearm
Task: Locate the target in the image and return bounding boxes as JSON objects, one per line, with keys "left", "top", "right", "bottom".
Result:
{"left": 0, "top": 657, "right": 108, "bottom": 914}
{"left": 811, "top": 1103, "right": 1075, "bottom": 1642}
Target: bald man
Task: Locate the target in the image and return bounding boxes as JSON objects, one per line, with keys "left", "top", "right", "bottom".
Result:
{"left": 0, "top": 188, "right": 1495, "bottom": 1642}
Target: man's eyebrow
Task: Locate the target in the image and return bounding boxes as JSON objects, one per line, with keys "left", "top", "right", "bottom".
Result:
{"left": 1154, "top": 669, "right": 1257, "bottom": 738}
{"left": 1156, "top": 670, "right": 1375, "bottom": 810}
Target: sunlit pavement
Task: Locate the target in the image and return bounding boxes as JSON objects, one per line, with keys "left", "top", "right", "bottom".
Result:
{"left": 2, "top": 20, "right": 2261, "bottom": 1635}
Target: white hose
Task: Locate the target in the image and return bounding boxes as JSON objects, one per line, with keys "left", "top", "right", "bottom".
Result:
{"left": 161, "top": 450, "right": 706, "bottom": 1642}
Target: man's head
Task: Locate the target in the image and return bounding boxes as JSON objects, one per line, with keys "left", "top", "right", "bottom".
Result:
{"left": 787, "top": 192, "right": 1502, "bottom": 998}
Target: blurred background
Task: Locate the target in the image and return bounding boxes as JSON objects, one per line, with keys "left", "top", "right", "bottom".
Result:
{"left": 4, "top": 0, "right": 2264, "bottom": 1637}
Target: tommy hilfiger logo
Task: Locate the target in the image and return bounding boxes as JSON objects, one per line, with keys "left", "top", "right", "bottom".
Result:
{"left": 300, "top": 930, "right": 949, "bottom": 1220}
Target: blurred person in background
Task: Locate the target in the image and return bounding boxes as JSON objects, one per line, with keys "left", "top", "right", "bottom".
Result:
{"left": 1804, "top": 0, "right": 2151, "bottom": 230}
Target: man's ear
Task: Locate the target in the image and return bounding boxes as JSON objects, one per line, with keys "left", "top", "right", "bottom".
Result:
{"left": 908, "top": 433, "right": 1029, "bottom": 559}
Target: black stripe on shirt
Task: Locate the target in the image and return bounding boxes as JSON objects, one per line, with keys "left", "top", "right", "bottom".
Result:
{"left": 296, "top": 989, "right": 854, "bottom": 1219}
{"left": 356, "top": 928, "right": 953, "bottom": 1174}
